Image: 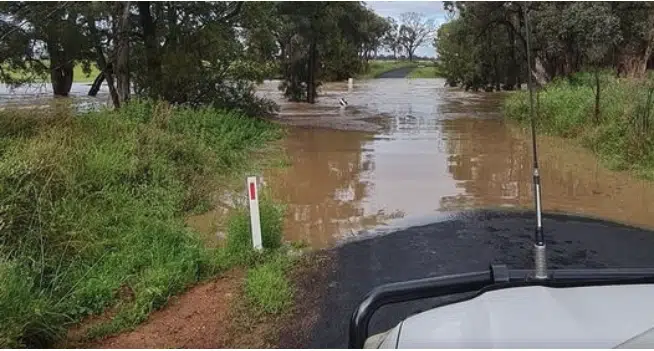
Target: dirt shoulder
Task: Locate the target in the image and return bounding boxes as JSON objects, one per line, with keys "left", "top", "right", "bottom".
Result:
{"left": 67, "top": 269, "right": 244, "bottom": 348}
{"left": 66, "top": 252, "right": 334, "bottom": 349}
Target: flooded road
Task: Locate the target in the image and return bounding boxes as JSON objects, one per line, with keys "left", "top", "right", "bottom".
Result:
{"left": 262, "top": 78, "right": 654, "bottom": 248}
{"left": 0, "top": 83, "right": 110, "bottom": 110}
{"left": 9, "top": 78, "right": 652, "bottom": 249}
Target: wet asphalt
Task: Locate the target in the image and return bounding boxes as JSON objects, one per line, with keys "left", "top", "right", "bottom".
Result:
{"left": 297, "top": 210, "right": 654, "bottom": 348}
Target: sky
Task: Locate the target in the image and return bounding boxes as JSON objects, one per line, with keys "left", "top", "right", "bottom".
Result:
{"left": 366, "top": 1, "right": 449, "bottom": 58}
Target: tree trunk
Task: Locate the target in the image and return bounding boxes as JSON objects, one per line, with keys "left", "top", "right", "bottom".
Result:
{"left": 505, "top": 25, "right": 517, "bottom": 90}
{"left": 531, "top": 57, "right": 549, "bottom": 87}
{"left": 594, "top": 68, "right": 600, "bottom": 123}
{"left": 87, "top": 13, "right": 121, "bottom": 108}
{"left": 307, "top": 41, "right": 317, "bottom": 104}
{"left": 88, "top": 72, "right": 105, "bottom": 97}
{"left": 116, "top": 1, "right": 131, "bottom": 103}
{"left": 50, "top": 60, "right": 74, "bottom": 97}
{"left": 139, "top": 1, "right": 162, "bottom": 98}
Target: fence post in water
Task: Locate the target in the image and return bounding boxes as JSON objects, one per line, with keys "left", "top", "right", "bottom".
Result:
{"left": 247, "top": 176, "right": 263, "bottom": 250}
{"left": 348, "top": 78, "right": 354, "bottom": 91}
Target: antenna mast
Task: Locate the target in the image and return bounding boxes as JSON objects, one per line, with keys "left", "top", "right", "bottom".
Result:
{"left": 523, "top": 3, "right": 547, "bottom": 280}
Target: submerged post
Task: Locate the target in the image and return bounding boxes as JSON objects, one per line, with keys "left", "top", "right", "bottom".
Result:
{"left": 247, "top": 176, "right": 263, "bottom": 250}
{"left": 348, "top": 78, "right": 354, "bottom": 91}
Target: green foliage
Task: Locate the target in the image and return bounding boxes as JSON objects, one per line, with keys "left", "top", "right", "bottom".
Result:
{"left": 0, "top": 101, "right": 281, "bottom": 347}
{"left": 244, "top": 253, "right": 293, "bottom": 315}
{"left": 276, "top": 2, "right": 392, "bottom": 102}
{"left": 504, "top": 72, "right": 654, "bottom": 178}
{"left": 0, "top": 2, "right": 94, "bottom": 88}
{"left": 1, "top": 2, "right": 282, "bottom": 112}
{"left": 436, "top": 2, "right": 654, "bottom": 90}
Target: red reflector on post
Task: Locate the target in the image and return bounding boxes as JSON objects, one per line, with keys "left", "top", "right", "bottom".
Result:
{"left": 249, "top": 182, "right": 256, "bottom": 200}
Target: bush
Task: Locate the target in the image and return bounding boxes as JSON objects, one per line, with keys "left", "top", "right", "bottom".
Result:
{"left": 0, "top": 100, "right": 281, "bottom": 346}
{"left": 503, "top": 71, "right": 654, "bottom": 178}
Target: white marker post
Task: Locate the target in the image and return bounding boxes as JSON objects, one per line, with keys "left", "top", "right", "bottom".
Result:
{"left": 247, "top": 176, "right": 263, "bottom": 251}
{"left": 348, "top": 78, "right": 354, "bottom": 91}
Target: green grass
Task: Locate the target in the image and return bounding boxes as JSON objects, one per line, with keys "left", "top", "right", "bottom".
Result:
{"left": 72, "top": 64, "right": 101, "bottom": 83}
{"left": 357, "top": 60, "right": 419, "bottom": 79}
{"left": 226, "top": 195, "right": 285, "bottom": 256}
{"left": 504, "top": 71, "right": 654, "bottom": 179}
{"left": 244, "top": 253, "right": 294, "bottom": 315}
{"left": 1, "top": 61, "right": 100, "bottom": 84}
{"left": 407, "top": 64, "right": 443, "bottom": 79}
{"left": 0, "top": 100, "right": 284, "bottom": 347}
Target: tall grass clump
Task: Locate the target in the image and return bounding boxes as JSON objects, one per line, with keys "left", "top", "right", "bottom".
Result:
{"left": 0, "top": 100, "right": 281, "bottom": 347}
{"left": 225, "top": 194, "right": 285, "bottom": 259}
{"left": 504, "top": 71, "right": 654, "bottom": 178}
{"left": 244, "top": 253, "right": 293, "bottom": 315}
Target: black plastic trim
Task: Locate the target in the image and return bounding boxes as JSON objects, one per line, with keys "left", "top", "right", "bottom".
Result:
{"left": 348, "top": 266, "right": 654, "bottom": 349}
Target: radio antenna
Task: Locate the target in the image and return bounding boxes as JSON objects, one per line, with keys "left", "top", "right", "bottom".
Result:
{"left": 523, "top": 3, "right": 547, "bottom": 280}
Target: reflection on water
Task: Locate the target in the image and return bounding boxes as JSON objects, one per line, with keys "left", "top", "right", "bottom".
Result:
{"left": 261, "top": 78, "right": 654, "bottom": 248}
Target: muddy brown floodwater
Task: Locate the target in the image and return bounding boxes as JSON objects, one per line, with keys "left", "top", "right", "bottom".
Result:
{"left": 254, "top": 78, "right": 654, "bottom": 249}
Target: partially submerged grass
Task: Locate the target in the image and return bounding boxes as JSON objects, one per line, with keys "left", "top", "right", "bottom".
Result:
{"left": 504, "top": 71, "right": 654, "bottom": 179}
{"left": 226, "top": 195, "right": 285, "bottom": 255}
{"left": 0, "top": 100, "right": 283, "bottom": 347}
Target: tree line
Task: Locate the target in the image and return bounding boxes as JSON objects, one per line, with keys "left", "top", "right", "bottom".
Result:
{"left": 435, "top": 2, "right": 654, "bottom": 92}
{"left": 0, "top": 2, "right": 437, "bottom": 110}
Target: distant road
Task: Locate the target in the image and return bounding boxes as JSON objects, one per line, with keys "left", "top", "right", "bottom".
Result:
{"left": 377, "top": 66, "right": 415, "bottom": 78}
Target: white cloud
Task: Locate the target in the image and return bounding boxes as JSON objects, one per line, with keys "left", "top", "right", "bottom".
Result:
{"left": 366, "top": 1, "right": 448, "bottom": 58}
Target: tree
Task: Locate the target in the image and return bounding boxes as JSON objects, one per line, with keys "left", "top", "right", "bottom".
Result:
{"left": 0, "top": 2, "right": 94, "bottom": 96}
{"left": 434, "top": 1, "right": 654, "bottom": 91}
{"left": 382, "top": 17, "right": 401, "bottom": 59}
{"left": 398, "top": 12, "right": 435, "bottom": 61}
{"left": 276, "top": 2, "right": 390, "bottom": 103}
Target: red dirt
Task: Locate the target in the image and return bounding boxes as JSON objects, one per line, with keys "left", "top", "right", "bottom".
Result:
{"left": 65, "top": 252, "right": 333, "bottom": 349}
{"left": 78, "top": 269, "right": 244, "bottom": 349}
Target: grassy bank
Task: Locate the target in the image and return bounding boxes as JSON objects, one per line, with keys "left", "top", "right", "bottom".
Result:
{"left": 504, "top": 72, "right": 654, "bottom": 179}
{"left": 407, "top": 64, "right": 443, "bottom": 79}
{"left": 2, "top": 62, "right": 101, "bottom": 84}
{"left": 357, "top": 60, "right": 419, "bottom": 79}
{"left": 0, "top": 100, "right": 291, "bottom": 347}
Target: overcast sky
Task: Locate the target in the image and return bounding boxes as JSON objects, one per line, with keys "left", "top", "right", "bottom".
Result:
{"left": 366, "top": 1, "right": 448, "bottom": 58}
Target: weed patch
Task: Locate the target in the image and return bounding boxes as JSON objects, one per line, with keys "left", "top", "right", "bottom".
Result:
{"left": 0, "top": 100, "right": 281, "bottom": 347}
{"left": 504, "top": 72, "right": 654, "bottom": 178}
{"left": 244, "top": 253, "right": 294, "bottom": 315}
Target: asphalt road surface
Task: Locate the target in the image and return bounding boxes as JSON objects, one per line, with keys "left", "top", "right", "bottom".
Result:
{"left": 289, "top": 210, "right": 654, "bottom": 348}
{"left": 377, "top": 66, "right": 415, "bottom": 78}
